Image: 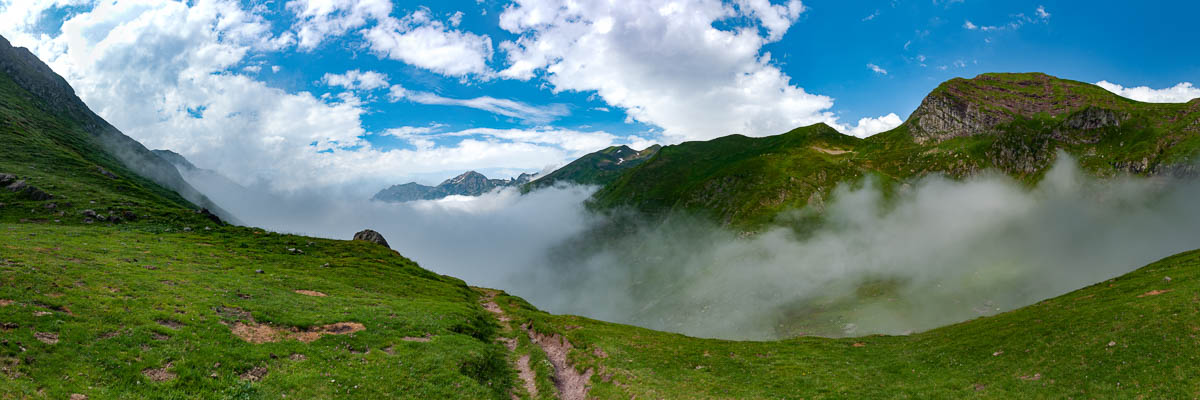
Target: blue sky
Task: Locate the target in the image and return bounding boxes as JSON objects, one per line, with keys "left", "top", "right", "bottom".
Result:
{"left": 1, "top": 0, "right": 1198, "bottom": 190}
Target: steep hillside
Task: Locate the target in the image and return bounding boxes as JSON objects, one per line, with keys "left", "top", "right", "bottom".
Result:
{"left": 0, "top": 50, "right": 229, "bottom": 226}
{"left": 593, "top": 73, "right": 1200, "bottom": 227}
{"left": 0, "top": 35, "right": 231, "bottom": 222}
{"left": 525, "top": 144, "right": 661, "bottom": 191}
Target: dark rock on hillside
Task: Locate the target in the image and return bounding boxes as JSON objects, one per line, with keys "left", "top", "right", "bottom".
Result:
{"left": 0, "top": 173, "right": 15, "bottom": 186}
{"left": 97, "top": 167, "right": 117, "bottom": 179}
{"left": 6, "top": 179, "right": 53, "bottom": 201}
{"left": 352, "top": 229, "right": 390, "bottom": 249}
{"left": 197, "top": 208, "right": 222, "bottom": 224}
{"left": 373, "top": 171, "right": 536, "bottom": 203}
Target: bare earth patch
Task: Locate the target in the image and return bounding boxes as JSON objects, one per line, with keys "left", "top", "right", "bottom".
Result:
{"left": 230, "top": 322, "right": 283, "bottom": 344}
{"left": 294, "top": 290, "right": 327, "bottom": 297}
{"left": 239, "top": 366, "right": 268, "bottom": 381}
{"left": 1138, "top": 289, "right": 1173, "bottom": 297}
{"left": 34, "top": 332, "right": 58, "bottom": 344}
{"left": 230, "top": 321, "right": 365, "bottom": 344}
{"left": 0, "top": 299, "right": 13, "bottom": 307}
{"left": 292, "top": 322, "right": 366, "bottom": 343}
{"left": 400, "top": 336, "right": 431, "bottom": 343}
{"left": 812, "top": 146, "right": 851, "bottom": 155}
{"left": 528, "top": 329, "right": 594, "bottom": 400}
{"left": 517, "top": 354, "right": 538, "bottom": 398}
{"left": 478, "top": 289, "right": 544, "bottom": 399}
{"left": 143, "top": 363, "right": 176, "bottom": 382}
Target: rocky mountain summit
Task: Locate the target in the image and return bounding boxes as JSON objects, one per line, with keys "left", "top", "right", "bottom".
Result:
{"left": 372, "top": 171, "right": 536, "bottom": 202}
{"left": 907, "top": 73, "right": 1135, "bottom": 143}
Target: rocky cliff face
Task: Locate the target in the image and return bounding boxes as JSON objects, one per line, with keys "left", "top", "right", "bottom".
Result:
{"left": 907, "top": 73, "right": 1107, "bottom": 143}
{"left": 0, "top": 34, "right": 232, "bottom": 221}
{"left": 1063, "top": 106, "right": 1128, "bottom": 130}
{"left": 908, "top": 92, "right": 1009, "bottom": 142}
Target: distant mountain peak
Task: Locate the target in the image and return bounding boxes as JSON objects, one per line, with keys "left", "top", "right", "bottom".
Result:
{"left": 373, "top": 170, "right": 539, "bottom": 203}
{"left": 151, "top": 149, "right": 197, "bottom": 171}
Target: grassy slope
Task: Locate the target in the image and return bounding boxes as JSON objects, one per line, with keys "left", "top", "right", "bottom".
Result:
{"left": 593, "top": 73, "right": 1200, "bottom": 228}
{"left": 0, "top": 223, "right": 513, "bottom": 399}
{"left": 0, "top": 69, "right": 207, "bottom": 227}
{"left": 4, "top": 62, "right": 1200, "bottom": 399}
{"left": 525, "top": 145, "right": 661, "bottom": 191}
{"left": 497, "top": 248, "right": 1200, "bottom": 399}
{"left": 0, "top": 62, "right": 525, "bottom": 399}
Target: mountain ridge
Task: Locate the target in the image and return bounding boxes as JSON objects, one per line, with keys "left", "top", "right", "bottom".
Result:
{"left": 590, "top": 72, "right": 1200, "bottom": 227}
{"left": 0, "top": 35, "right": 234, "bottom": 222}
{"left": 524, "top": 144, "right": 661, "bottom": 191}
{"left": 372, "top": 170, "right": 536, "bottom": 202}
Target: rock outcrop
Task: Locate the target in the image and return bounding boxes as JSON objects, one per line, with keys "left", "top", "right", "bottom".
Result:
{"left": 352, "top": 229, "right": 390, "bottom": 249}
{"left": 1063, "top": 107, "right": 1127, "bottom": 130}
{"left": 907, "top": 73, "right": 1111, "bottom": 143}
{"left": 908, "top": 92, "right": 1008, "bottom": 143}
{"left": 3, "top": 175, "right": 53, "bottom": 201}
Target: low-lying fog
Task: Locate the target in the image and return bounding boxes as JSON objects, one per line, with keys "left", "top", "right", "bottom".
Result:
{"left": 181, "top": 156, "right": 1200, "bottom": 340}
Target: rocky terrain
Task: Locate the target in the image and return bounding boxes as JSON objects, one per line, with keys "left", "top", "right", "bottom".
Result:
{"left": 372, "top": 171, "right": 536, "bottom": 202}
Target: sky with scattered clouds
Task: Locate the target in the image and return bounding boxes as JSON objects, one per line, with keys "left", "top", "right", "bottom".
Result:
{"left": 1, "top": 0, "right": 1198, "bottom": 192}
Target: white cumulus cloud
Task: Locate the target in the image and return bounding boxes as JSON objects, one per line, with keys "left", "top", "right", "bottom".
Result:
{"left": 0, "top": 0, "right": 624, "bottom": 192}
{"left": 845, "top": 113, "right": 902, "bottom": 138}
{"left": 495, "top": 0, "right": 878, "bottom": 143}
{"left": 362, "top": 8, "right": 493, "bottom": 78}
{"left": 321, "top": 69, "right": 390, "bottom": 90}
{"left": 1095, "top": 81, "right": 1200, "bottom": 103}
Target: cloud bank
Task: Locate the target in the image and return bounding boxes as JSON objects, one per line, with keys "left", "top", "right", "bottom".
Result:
{"left": 182, "top": 155, "right": 1200, "bottom": 340}
{"left": 1096, "top": 81, "right": 1200, "bottom": 103}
